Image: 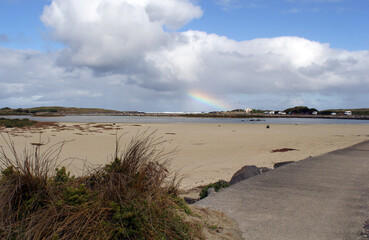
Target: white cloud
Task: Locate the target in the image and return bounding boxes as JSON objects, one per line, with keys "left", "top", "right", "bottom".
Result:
{"left": 0, "top": 0, "right": 368, "bottom": 111}
{"left": 41, "top": 0, "right": 202, "bottom": 73}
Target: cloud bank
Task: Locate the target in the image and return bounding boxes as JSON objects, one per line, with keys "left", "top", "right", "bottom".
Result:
{"left": 0, "top": 0, "right": 368, "bottom": 111}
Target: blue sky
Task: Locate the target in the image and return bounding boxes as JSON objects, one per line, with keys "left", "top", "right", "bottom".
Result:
{"left": 0, "top": 0, "right": 45, "bottom": 50}
{"left": 2, "top": 0, "right": 368, "bottom": 51}
{"left": 184, "top": 0, "right": 369, "bottom": 51}
{"left": 0, "top": 0, "right": 368, "bottom": 111}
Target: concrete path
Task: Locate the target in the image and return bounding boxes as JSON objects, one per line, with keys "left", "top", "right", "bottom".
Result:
{"left": 196, "top": 140, "right": 369, "bottom": 240}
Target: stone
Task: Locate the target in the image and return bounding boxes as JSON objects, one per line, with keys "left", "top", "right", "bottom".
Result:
{"left": 184, "top": 197, "right": 198, "bottom": 204}
{"left": 273, "top": 161, "right": 295, "bottom": 169}
{"left": 230, "top": 165, "right": 261, "bottom": 185}
{"left": 207, "top": 187, "right": 216, "bottom": 196}
{"left": 258, "top": 167, "right": 272, "bottom": 173}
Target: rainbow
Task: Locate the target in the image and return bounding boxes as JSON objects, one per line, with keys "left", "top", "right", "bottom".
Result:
{"left": 188, "top": 90, "right": 231, "bottom": 111}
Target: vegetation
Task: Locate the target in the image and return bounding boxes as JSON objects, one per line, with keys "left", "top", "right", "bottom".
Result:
{"left": 322, "top": 108, "right": 369, "bottom": 116}
{"left": 252, "top": 109, "right": 265, "bottom": 114}
{"left": 319, "top": 110, "right": 333, "bottom": 115}
{"left": 283, "top": 106, "right": 369, "bottom": 116}
{"left": 283, "top": 106, "right": 318, "bottom": 114}
{"left": 0, "top": 132, "right": 204, "bottom": 240}
{"left": 230, "top": 109, "right": 245, "bottom": 112}
{"left": 199, "top": 180, "right": 230, "bottom": 200}
{"left": 229, "top": 109, "right": 264, "bottom": 114}
{"left": 0, "top": 106, "right": 119, "bottom": 116}
{"left": 0, "top": 118, "right": 37, "bottom": 128}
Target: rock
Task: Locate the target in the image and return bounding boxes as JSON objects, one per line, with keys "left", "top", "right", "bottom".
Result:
{"left": 230, "top": 165, "right": 261, "bottom": 185}
{"left": 207, "top": 187, "right": 216, "bottom": 196}
{"left": 184, "top": 197, "right": 198, "bottom": 204}
{"left": 258, "top": 167, "right": 271, "bottom": 173}
{"left": 273, "top": 161, "right": 295, "bottom": 169}
{"left": 271, "top": 148, "right": 297, "bottom": 153}
{"left": 266, "top": 125, "right": 270, "bottom": 128}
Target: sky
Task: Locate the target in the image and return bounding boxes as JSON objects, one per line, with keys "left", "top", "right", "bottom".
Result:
{"left": 0, "top": 0, "right": 368, "bottom": 112}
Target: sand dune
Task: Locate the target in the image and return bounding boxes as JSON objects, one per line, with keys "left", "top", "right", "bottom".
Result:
{"left": 1, "top": 122, "right": 368, "bottom": 190}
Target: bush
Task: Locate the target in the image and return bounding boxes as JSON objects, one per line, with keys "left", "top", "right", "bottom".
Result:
{"left": 0, "top": 132, "right": 202, "bottom": 240}
{"left": 199, "top": 180, "right": 230, "bottom": 199}
{"left": 0, "top": 118, "right": 37, "bottom": 128}
{"left": 284, "top": 106, "right": 317, "bottom": 114}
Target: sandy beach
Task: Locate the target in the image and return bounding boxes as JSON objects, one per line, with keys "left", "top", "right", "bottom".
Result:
{"left": 1, "top": 122, "right": 368, "bottom": 190}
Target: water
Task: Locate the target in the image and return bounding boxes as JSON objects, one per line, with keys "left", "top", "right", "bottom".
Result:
{"left": 2, "top": 115, "right": 369, "bottom": 124}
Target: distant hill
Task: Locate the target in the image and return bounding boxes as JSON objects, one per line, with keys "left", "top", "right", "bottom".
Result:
{"left": 0, "top": 106, "right": 120, "bottom": 116}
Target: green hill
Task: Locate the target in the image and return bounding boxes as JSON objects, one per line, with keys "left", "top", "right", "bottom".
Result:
{"left": 0, "top": 106, "right": 119, "bottom": 116}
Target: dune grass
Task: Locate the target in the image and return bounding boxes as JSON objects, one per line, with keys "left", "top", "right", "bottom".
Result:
{"left": 0, "top": 132, "right": 203, "bottom": 240}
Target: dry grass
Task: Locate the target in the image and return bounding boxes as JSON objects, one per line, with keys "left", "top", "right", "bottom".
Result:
{"left": 0, "top": 131, "right": 203, "bottom": 240}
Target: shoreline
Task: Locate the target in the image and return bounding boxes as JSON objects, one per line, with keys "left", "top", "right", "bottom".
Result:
{"left": 1, "top": 122, "right": 369, "bottom": 190}
{"left": 2, "top": 113, "right": 369, "bottom": 120}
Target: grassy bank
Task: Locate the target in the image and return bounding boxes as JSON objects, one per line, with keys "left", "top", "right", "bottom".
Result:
{"left": 0, "top": 133, "right": 205, "bottom": 239}
{"left": 0, "top": 107, "right": 119, "bottom": 116}
{"left": 0, "top": 118, "right": 37, "bottom": 128}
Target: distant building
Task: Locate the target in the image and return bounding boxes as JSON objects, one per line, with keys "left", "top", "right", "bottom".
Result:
{"left": 278, "top": 111, "right": 286, "bottom": 115}
{"left": 245, "top": 108, "right": 253, "bottom": 114}
{"left": 312, "top": 111, "right": 318, "bottom": 115}
{"left": 344, "top": 111, "right": 352, "bottom": 115}
{"left": 331, "top": 112, "right": 337, "bottom": 116}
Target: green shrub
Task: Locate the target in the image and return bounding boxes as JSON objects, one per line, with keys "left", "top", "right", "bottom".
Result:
{"left": 53, "top": 166, "right": 73, "bottom": 184}
{"left": 199, "top": 180, "right": 230, "bottom": 199}
{"left": 64, "top": 184, "right": 90, "bottom": 205}
{"left": 0, "top": 118, "right": 37, "bottom": 128}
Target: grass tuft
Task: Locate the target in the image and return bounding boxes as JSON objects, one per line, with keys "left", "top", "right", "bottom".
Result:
{"left": 0, "top": 131, "right": 203, "bottom": 239}
{"left": 199, "top": 180, "right": 230, "bottom": 199}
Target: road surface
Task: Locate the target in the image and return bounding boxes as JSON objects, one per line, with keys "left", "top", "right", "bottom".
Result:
{"left": 196, "top": 140, "right": 369, "bottom": 240}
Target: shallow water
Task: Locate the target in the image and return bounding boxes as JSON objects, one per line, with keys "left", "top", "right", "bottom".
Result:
{"left": 3, "top": 115, "right": 369, "bottom": 124}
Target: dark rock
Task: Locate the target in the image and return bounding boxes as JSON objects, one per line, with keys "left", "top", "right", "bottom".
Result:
{"left": 271, "top": 148, "right": 297, "bottom": 153}
{"left": 273, "top": 161, "right": 295, "bottom": 169}
{"left": 230, "top": 165, "right": 261, "bottom": 185}
{"left": 258, "top": 167, "right": 272, "bottom": 173}
{"left": 360, "top": 219, "right": 369, "bottom": 239}
{"left": 266, "top": 125, "right": 270, "bottom": 128}
{"left": 184, "top": 197, "right": 198, "bottom": 204}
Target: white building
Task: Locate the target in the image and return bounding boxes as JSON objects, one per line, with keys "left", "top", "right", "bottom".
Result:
{"left": 245, "top": 108, "right": 253, "bottom": 114}
{"left": 344, "top": 111, "right": 352, "bottom": 115}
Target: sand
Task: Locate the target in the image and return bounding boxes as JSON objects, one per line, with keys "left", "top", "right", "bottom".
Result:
{"left": 1, "top": 122, "right": 368, "bottom": 190}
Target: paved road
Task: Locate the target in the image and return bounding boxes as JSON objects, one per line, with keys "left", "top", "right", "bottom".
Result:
{"left": 196, "top": 140, "right": 369, "bottom": 240}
